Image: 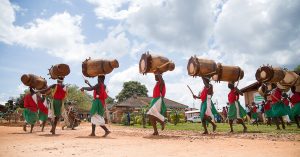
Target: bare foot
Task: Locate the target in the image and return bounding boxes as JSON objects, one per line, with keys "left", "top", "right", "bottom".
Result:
{"left": 202, "top": 131, "right": 208, "bottom": 135}
{"left": 243, "top": 127, "right": 247, "bottom": 133}
{"left": 102, "top": 131, "right": 111, "bottom": 137}
{"left": 50, "top": 129, "right": 55, "bottom": 135}
{"left": 213, "top": 124, "right": 217, "bottom": 132}
{"left": 23, "top": 125, "right": 27, "bottom": 132}
{"left": 89, "top": 133, "right": 96, "bottom": 136}
{"left": 152, "top": 132, "right": 159, "bottom": 136}
{"left": 161, "top": 122, "right": 165, "bottom": 131}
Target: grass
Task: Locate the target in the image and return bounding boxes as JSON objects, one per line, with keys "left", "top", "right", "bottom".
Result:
{"left": 116, "top": 122, "right": 300, "bottom": 134}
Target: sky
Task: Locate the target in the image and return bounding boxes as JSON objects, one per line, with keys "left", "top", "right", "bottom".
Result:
{"left": 0, "top": 0, "right": 299, "bottom": 110}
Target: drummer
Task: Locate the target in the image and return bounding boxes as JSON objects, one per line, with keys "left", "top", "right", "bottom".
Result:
{"left": 227, "top": 82, "right": 248, "bottom": 133}
{"left": 289, "top": 86, "right": 300, "bottom": 128}
{"left": 81, "top": 75, "right": 111, "bottom": 137}
{"left": 193, "top": 77, "right": 218, "bottom": 134}
{"left": 37, "top": 76, "right": 68, "bottom": 135}
{"left": 23, "top": 87, "right": 38, "bottom": 133}
{"left": 147, "top": 73, "right": 167, "bottom": 136}
{"left": 269, "top": 85, "right": 288, "bottom": 130}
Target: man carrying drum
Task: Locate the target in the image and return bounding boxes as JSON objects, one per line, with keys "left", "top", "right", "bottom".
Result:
{"left": 193, "top": 77, "right": 217, "bottom": 134}
{"left": 227, "top": 82, "right": 248, "bottom": 133}
{"left": 147, "top": 73, "right": 167, "bottom": 136}
{"left": 23, "top": 87, "right": 39, "bottom": 133}
{"left": 37, "top": 76, "right": 67, "bottom": 135}
{"left": 81, "top": 75, "right": 111, "bottom": 137}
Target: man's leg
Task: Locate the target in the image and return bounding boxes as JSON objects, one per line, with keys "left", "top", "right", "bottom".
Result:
{"left": 202, "top": 118, "right": 208, "bottom": 134}
{"left": 149, "top": 115, "right": 158, "bottom": 135}
{"left": 23, "top": 122, "right": 27, "bottom": 132}
{"left": 274, "top": 117, "right": 281, "bottom": 130}
{"left": 229, "top": 119, "right": 234, "bottom": 133}
{"left": 280, "top": 117, "right": 286, "bottom": 130}
{"left": 41, "top": 121, "right": 46, "bottom": 132}
{"left": 295, "top": 115, "right": 300, "bottom": 128}
{"left": 267, "top": 117, "right": 271, "bottom": 126}
{"left": 51, "top": 117, "right": 59, "bottom": 134}
{"left": 154, "top": 116, "right": 165, "bottom": 131}
{"left": 207, "top": 117, "right": 217, "bottom": 132}
{"left": 100, "top": 125, "right": 111, "bottom": 137}
{"left": 238, "top": 119, "right": 247, "bottom": 133}
{"left": 30, "top": 124, "right": 34, "bottom": 133}
{"left": 256, "top": 118, "right": 259, "bottom": 126}
{"left": 90, "top": 124, "right": 96, "bottom": 136}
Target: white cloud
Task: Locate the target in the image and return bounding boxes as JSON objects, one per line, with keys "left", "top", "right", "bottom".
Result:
{"left": 0, "top": 0, "right": 132, "bottom": 62}
{"left": 214, "top": 0, "right": 300, "bottom": 67}
{"left": 96, "top": 23, "right": 104, "bottom": 29}
{"left": 86, "top": 0, "right": 163, "bottom": 20}
{"left": 126, "top": 0, "right": 214, "bottom": 54}
{"left": 17, "top": 84, "right": 27, "bottom": 93}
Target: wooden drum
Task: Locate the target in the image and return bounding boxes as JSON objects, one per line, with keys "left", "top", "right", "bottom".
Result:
{"left": 21, "top": 74, "right": 47, "bottom": 90}
{"left": 187, "top": 56, "right": 217, "bottom": 77}
{"left": 48, "top": 64, "right": 70, "bottom": 79}
{"left": 82, "top": 58, "right": 119, "bottom": 77}
{"left": 139, "top": 52, "right": 175, "bottom": 74}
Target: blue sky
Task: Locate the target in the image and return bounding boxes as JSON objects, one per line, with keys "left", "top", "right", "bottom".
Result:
{"left": 0, "top": 0, "right": 299, "bottom": 110}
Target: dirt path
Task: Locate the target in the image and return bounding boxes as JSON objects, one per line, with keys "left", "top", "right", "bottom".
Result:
{"left": 0, "top": 123, "right": 299, "bottom": 157}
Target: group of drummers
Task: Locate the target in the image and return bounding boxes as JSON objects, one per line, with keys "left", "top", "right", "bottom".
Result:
{"left": 20, "top": 54, "right": 300, "bottom": 136}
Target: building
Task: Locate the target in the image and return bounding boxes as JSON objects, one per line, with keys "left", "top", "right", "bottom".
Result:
{"left": 240, "top": 82, "right": 263, "bottom": 106}
{"left": 185, "top": 110, "right": 200, "bottom": 119}
{"left": 240, "top": 81, "right": 264, "bottom": 122}
{"left": 108, "top": 96, "right": 188, "bottom": 123}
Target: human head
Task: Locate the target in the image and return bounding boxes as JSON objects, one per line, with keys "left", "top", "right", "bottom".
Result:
{"left": 29, "top": 87, "right": 35, "bottom": 94}
{"left": 155, "top": 73, "right": 163, "bottom": 82}
{"left": 98, "top": 75, "right": 105, "bottom": 83}
{"left": 228, "top": 82, "right": 234, "bottom": 90}
{"left": 57, "top": 76, "right": 64, "bottom": 84}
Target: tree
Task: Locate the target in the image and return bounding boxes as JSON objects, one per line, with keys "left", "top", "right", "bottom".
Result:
{"left": 105, "top": 97, "right": 114, "bottom": 104}
{"left": 66, "top": 85, "right": 93, "bottom": 111}
{"left": 294, "top": 65, "right": 300, "bottom": 73}
{"left": 116, "top": 81, "right": 148, "bottom": 102}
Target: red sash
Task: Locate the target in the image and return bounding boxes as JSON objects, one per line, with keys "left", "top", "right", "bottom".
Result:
{"left": 199, "top": 87, "right": 208, "bottom": 102}
{"left": 53, "top": 84, "right": 66, "bottom": 100}
{"left": 228, "top": 89, "right": 238, "bottom": 104}
{"left": 271, "top": 88, "right": 281, "bottom": 104}
{"left": 264, "top": 100, "right": 271, "bottom": 110}
{"left": 93, "top": 83, "right": 108, "bottom": 106}
{"left": 24, "top": 94, "right": 38, "bottom": 112}
{"left": 153, "top": 81, "right": 166, "bottom": 98}
{"left": 291, "top": 93, "right": 300, "bottom": 107}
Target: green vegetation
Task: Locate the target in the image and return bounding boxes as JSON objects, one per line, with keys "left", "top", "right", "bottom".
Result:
{"left": 66, "top": 85, "right": 93, "bottom": 111}
{"left": 119, "top": 122, "right": 300, "bottom": 134}
{"left": 294, "top": 64, "right": 300, "bottom": 73}
{"left": 169, "top": 110, "right": 185, "bottom": 125}
{"left": 116, "top": 81, "right": 148, "bottom": 102}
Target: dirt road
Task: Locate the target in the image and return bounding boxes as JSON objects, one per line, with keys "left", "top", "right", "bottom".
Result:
{"left": 0, "top": 123, "right": 299, "bottom": 157}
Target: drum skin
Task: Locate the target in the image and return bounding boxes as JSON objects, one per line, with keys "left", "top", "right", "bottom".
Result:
{"left": 82, "top": 58, "right": 119, "bottom": 77}
{"left": 48, "top": 64, "right": 70, "bottom": 79}
{"left": 21, "top": 74, "right": 47, "bottom": 90}
{"left": 139, "top": 52, "right": 175, "bottom": 74}
{"left": 255, "top": 66, "right": 285, "bottom": 83}
{"left": 187, "top": 56, "right": 217, "bottom": 77}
